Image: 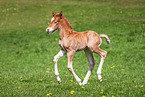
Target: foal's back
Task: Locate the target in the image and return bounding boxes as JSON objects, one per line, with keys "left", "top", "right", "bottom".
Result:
{"left": 63, "top": 31, "right": 101, "bottom": 51}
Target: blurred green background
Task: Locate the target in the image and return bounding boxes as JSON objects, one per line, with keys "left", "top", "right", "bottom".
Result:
{"left": 0, "top": 0, "right": 144, "bottom": 97}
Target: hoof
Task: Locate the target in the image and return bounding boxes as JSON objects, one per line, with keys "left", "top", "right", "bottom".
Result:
{"left": 58, "top": 80, "right": 61, "bottom": 84}
{"left": 81, "top": 83, "right": 86, "bottom": 86}
{"left": 81, "top": 81, "right": 87, "bottom": 86}
{"left": 99, "top": 78, "right": 102, "bottom": 82}
{"left": 79, "top": 83, "right": 82, "bottom": 86}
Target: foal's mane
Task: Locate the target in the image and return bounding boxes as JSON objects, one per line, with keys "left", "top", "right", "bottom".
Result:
{"left": 62, "top": 16, "right": 73, "bottom": 30}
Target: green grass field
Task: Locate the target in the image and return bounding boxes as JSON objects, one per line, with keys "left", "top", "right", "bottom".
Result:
{"left": 0, "top": 0, "right": 145, "bottom": 97}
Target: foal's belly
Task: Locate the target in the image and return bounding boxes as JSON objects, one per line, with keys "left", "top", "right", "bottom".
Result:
{"left": 59, "top": 38, "right": 87, "bottom": 51}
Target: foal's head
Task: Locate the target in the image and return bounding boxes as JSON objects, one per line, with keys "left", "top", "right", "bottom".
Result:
{"left": 46, "top": 11, "right": 63, "bottom": 34}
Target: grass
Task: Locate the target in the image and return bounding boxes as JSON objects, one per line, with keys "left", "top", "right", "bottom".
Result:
{"left": 0, "top": 0, "right": 145, "bottom": 97}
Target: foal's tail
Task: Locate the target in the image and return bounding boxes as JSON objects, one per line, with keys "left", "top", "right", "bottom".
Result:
{"left": 100, "top": 34, "right": 111, "bottom": 46}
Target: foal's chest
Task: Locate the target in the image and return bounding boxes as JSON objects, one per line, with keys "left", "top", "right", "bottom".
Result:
{"left": 58, "top": 39, "right": 65, "bottom": 50}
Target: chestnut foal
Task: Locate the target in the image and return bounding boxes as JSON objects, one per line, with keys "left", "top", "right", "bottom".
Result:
{"left": 46, "top": 11, "right": 110, "bottom": 85}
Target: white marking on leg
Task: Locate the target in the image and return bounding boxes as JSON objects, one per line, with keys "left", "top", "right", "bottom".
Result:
{"left": 97, "top": 51, "right": 107, "bottom": 82}
{"left": 53, "top": 50, "right": 66, "bottom": 83}
{"left": 82, "top": 50, "right": 95, "bottom": 85}
{"left": 97, "top": 56, "right": 104, "bottom": 82}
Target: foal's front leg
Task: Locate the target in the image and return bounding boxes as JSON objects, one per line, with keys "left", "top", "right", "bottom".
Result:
{"left": 53, "top": 50, "right": 66, "bottom": 83}
{"left": 67, "top": 50, "right": 82, "bottom": 85}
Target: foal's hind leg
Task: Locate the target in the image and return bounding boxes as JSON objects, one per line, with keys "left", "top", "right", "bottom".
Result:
{"left": 82, "top": 49, "right": 95, "bottom": 85}
{"left": 93, "top": 47, "right": 107, "bottom": 82}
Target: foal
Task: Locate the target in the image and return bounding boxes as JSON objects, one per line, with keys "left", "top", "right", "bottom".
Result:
{"left": 46, "top": 11, "right": 110, "bottom": 85}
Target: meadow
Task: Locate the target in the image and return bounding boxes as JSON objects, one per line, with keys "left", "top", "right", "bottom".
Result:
{"left": 0, "top": 0, "right": 145, "bottom": 97}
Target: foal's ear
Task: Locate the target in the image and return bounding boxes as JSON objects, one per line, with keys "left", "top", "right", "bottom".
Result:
{"left": 60, "top": 11, "right": 62, "bottom": 19}
{"left": 52, "top": 11, "right": 55, "bottom": 17}
{"left": 60, "top": 11, "right": 62, "bottom": 16}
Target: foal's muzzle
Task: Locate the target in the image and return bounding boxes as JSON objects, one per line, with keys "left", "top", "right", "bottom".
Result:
{"left": 46, "top": 28, "right": 49, "bottom": 34}
{"left": 46, "top": 28, "right": 52, "bottom": 34}
{"left": 46, "top": 28, "right": 54, "bottom": 34}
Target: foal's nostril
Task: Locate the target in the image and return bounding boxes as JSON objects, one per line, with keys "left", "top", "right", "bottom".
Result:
{"left": 46, "top": 28, "right": 49, "bottom": 33}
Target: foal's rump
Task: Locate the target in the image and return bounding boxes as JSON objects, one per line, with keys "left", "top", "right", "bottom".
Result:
{"left": 83, "top": 31, "right": 110, "bottom": 51}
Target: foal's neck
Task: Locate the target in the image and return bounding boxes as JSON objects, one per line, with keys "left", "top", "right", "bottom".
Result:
{"left": 59, "top": 17, "right": 74, "bottom": 39}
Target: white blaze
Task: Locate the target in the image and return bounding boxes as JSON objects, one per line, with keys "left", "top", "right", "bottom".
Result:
{"left": 51, "top": 17, "right": 54, "bottom": 22}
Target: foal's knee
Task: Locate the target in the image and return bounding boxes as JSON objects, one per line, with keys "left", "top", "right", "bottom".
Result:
{"left": 53, "top": 56, "right": 58, "bottom": 64}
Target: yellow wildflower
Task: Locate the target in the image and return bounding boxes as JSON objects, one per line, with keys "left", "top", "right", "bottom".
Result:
{"left": 47, "top": 93, "right": 52, "bottom": 96}
{"left": 47, "top": 94, "right": 50, "bottom": 96}
{"left": 82, "top": 86, "right": 84, "bottom": 89}
{"left": 70, "top": 80, "right": 73, "bottom": 82}
{"left": 20, "top": 77, "right": 22, "bottom": 79}
{"left": 122, "top": 69, "right": 124, "bottom": 71}
{"left": 47, "top": 68, "right": 50, "bottom": 70}
{"left": 104, "top": 79, "right": 107, "bottom": 80}
{"left": 100, "top": 92, "right": 103, "bottom": 94}
{"left": 18, "top": 86, "right": 20, "bottom": 88}
{"left": 112, "top": 95, "right": 115, "bottom": 97}
{"left": 102, "top": 95, "right": 105, "bottom": 97}
{"left": 70, "top": 90, "right": 74, "bottom": 94}
{"left": 140, "top": 85, "right": 143, "bottom": 87}
{"left": 87, "top": 82, "right": 89, "bottom": 84}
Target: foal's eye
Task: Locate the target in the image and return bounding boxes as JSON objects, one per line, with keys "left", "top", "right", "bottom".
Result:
{"left": 54, "top": 22, "right": 58, "bottom": 24}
